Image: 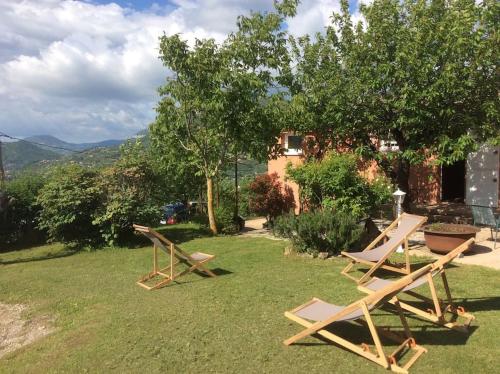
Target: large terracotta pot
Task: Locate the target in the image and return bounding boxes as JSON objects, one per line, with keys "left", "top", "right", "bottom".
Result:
{"left": 423, "top": 224, "right": 480, "bottom": 254}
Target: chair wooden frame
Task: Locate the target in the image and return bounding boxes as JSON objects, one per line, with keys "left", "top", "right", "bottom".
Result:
{"left": 341, "top": 213, "right": 427, "bottom": 284}
{"left": 284, "top": 265, "right": 432, "bottom": 373}
{"left": 133, "top": 224, "right": 216, "bottom": 290}
{"left": 358, "top": 239, "right": 476, "bottom": 333}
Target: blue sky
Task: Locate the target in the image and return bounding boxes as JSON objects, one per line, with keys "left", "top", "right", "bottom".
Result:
{"left": 90, "top": 0, "right": 175, "bottom": 11}
{"left": 0, "top": 0, "right": 366, "bottom": 143}
{"left": 91, "top": 1, "right": 360, "bottom": 13}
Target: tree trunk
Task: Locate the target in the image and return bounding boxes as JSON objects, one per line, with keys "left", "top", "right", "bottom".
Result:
{"left": 215, "top": 173, "right": 220, "bottom": 208}
{"left": 392, "top": 130, "right": 412, "bottom": 212}
{"left": 396, "top": 158, "right": 412, "bottom": 212}
{"left": 206, "top": 177, "right": 218, "bottom": 234}
{"left": 234, "top": 154, "right": 238, "bottom": 218}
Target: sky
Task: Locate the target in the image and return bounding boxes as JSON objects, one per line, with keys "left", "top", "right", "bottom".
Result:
{"left": 0, "top": 0, "right": 366, "bottom": 143}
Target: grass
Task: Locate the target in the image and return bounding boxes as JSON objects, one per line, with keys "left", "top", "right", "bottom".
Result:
{"left": 1, "top": 223, "right": 499, "bottom": 373}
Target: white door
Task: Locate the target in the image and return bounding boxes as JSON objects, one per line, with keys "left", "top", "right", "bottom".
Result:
{"left": 466, "top": 144, "right": 499, "bottom": 207}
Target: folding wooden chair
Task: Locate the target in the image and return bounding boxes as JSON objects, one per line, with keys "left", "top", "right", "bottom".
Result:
{"left": 284, "top": 265, "right": 433, "bottom": 373}
{"left": 358, "top": 238, "right": 475, "bottom": 333}
{"left": 341, "top": 213, "right": 427, "bottom": 284}
{"left": 133, "top": 224, "right": 216, "bottom": 290}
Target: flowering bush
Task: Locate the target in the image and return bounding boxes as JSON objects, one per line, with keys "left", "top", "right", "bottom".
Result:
{"left": 249, "top": 173, "right": 295, "bottom": 222}
{"left": 287, "top": 153, "right": 391, "bottom": 218}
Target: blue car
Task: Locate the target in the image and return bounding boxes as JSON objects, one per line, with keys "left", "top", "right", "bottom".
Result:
{"left": 160, "top": 203, "right": 188, "bottom": 224}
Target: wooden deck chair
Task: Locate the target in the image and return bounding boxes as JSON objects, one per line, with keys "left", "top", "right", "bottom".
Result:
{"left": 357, "top": 238, "right": 475, "bottom": 333}
{"left": 133, "top": 224, "right": 216, "bottom": 290}
{"left": 341, "top": 213, "right": 427, "bottom": 284}
{"left": 284, "top": 265, "right": 433, "bottom": 373}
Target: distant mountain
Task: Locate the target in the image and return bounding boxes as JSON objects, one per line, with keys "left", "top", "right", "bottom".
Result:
{"left": 2, "top": 141, "right": 60, "bottom": 177}
{"left": 25, "top": 135, "right": 124, "bottom": 155}
{"left": 3, "top": 130, "right": 149, "bottom": 177}
{"left": 63, "top": 146, "right": 121, "bottom": 168}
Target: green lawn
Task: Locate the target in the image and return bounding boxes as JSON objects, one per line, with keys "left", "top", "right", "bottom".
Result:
{"left": 1, "top": 224, "right": 499, "bottom": 373}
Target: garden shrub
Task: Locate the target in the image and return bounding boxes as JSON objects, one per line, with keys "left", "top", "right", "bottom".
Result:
{"left": 36, "top": 164, "right": 102, "bottom": 246}
{"left": 273, "top": 209, "right": 363, "bottom": 256}
{"left": 93, "top": 141, "right": 162, "bottom": 246}
{"left": 0, "top": 172, "right": 46, "bottom": 246}
{"left": 249, "top": 173, "right": 295, "bottom": 222}
{"left": 286, "top": 153, "right": 387, "bottom": 218}
{"left": 214, "top": 205, "right": 240, "bottom": 235}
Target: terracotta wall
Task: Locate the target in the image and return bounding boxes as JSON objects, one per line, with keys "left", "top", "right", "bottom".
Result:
{"left": 268, "top": 132, "right": 444, "bottom": 209}
{"left": 409, "top": 160, "right": 441, "bottom": 204}
{"left": 268, "top": 154, "right": 442, "bottom": 210}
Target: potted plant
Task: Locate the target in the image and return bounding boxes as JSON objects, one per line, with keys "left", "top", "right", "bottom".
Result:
{"left": 423, "top": 223, "right": 480, "bottom": 254}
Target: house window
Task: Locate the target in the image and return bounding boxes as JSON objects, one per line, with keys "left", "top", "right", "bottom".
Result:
{"left": 284, "top": 134, "right": 303, "bottom": 155}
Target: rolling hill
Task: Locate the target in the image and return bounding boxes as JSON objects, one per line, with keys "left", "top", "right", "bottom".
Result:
{"left": 25, "top": 135, "right": 124, "bottom": 155}
{"left": 2, "top": 141, "right": 60, "bottom": 177}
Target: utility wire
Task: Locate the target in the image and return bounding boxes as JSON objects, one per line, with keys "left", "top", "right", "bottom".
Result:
{"left": 0, "top": 131, "right": 103, "bottom": 154}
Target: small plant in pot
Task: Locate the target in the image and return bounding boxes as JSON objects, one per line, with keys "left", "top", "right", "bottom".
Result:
{"left": 423, "top": 223, "right": 480, "bottom": 254}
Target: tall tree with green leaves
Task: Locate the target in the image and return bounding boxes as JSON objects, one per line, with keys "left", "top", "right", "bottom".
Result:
{"left": 284, "top": 0, "right": 499, "bottom": 203}
{"left": 151, "top": 3, "right": 295, "bottom": 233}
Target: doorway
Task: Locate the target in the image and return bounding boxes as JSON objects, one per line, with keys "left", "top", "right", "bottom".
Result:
{"left": 441, "top": 160, "right": 466, "bottom": 202}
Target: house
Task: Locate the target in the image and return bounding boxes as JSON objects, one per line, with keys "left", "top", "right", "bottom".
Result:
{"left": 268, "top": 132, "right": 500, "bottom": 212}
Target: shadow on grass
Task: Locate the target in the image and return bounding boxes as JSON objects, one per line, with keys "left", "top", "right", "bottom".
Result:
{"left": 395, "top": 296, "right": 500, "bottom": 314}
{"left": 117, "top": 225, "right": 213, "bottom": 249}
{"left": 177, "top": 267, "right": 233, "bottom": 281}
{"left": 0, "top": 247, "right": 80, "bottom": 265}
{"left": 144, "top": 268, "right": 233, "bottom": 290}
{"left": 291, "top": 297, "right": 500, "bottom": 350}
{"left": 294, "top": 320, "right": 477, "bottom": 349}
{"left": 154, "top": 226, "right": 213, "bottom": 244}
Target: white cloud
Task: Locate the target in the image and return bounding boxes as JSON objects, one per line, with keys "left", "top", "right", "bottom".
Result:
{"left": 286, "top": 0, "right": 341, "bottom": 37}
{"left": 0, "top": 0, "right": 347, "bottom": 142}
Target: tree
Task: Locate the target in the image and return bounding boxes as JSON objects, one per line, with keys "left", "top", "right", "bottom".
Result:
{"left": 283, "top": 0, "right": 499, "bottom": 204}
{"left": 36, "top": 164, "right": 102, "bottom": 246}
{"left": 346, "top": 0, "right": 499, "bottom": 200}
{"left": 151, "top": 4, "right": 293, "bottom": 234}
{"left": 93, "top": 140, "right": 162, "bottom": 245}
{"left": 281, "top": 31, "right": 347, "bottom": 160}
{"left": 0, "top": 171, "right": 45, "bottom": 245}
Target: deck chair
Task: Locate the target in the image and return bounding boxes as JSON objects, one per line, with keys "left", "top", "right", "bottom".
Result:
{"left": 284, "top": 265, "right": 433, "bottom": 373}
{"left": 358, "top": 238, "right": 475, "bottom": 333}
{"left": 341, "top": 213, "right": 427, "bottom": 284}
{"left": 133, "top": 224, "right": 216, "bottom": 290}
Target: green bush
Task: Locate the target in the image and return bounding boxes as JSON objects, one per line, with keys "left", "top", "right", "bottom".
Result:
{"left": 36, "top": 164, "right": 102, "bottom": 246}
{"left": 286, "top": 153, "right": 385, "bottom": 218}
{"left": 0, "top": 172, "right": 46, "bottom": 246}
{"left": 273, "top": 210, "right": 363, "bottom": 256}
